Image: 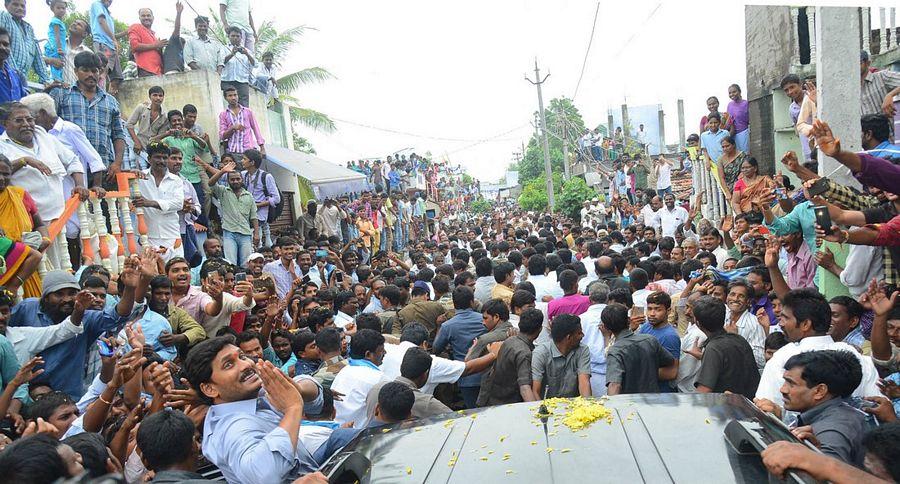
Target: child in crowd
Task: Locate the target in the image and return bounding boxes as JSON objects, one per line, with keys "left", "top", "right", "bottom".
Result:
{"left": 44, "top": 0, "right": 68, "bottom": 82}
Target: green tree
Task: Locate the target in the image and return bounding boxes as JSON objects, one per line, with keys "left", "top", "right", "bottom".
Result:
{"left": 557, "top": 177, "right": 596, "bottom": 221}
{"left": 470, "top": 198, "right": 491, "bottom": 214}
{"left": 516, "top": 97, "right": 588, "bottom": 185}
{"left": 292, "top": 133, "right": 316, "bottom": 154}
{"left": 518, "top": 178, "right": 548, "bottom": 212}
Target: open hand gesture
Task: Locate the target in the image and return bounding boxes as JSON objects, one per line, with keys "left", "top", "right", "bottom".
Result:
{"left": 11, "top": 357, "right": 44, "bottom": 387}
{"left": 809, "top": 120, "right": 840, "bottom": 157}
{"left": 257, "top": 360, "right": 302, "bottom": 414}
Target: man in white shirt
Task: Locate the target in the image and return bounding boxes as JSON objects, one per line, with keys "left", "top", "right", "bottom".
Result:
{"left": 656, "top": 193, "right": 689, "bottom": 238}
{"left": 676, "top": 292, "right": 706, "bottom": 393}
{"left": 754, "top": 289, "right": 881, "bottom": 410}
{"left": 725, "top": 281, "right": 766, "bottom": 368}
{"left": 579, "top": 281, "right": 609, "bottom": 396}
{"left": 655, "top": 157, "right": 673, "bottom": 197}
{"left": 580, "top": 200, "right": 592, "bottom": 229}
{"left": 134, "top": 143, "right": 185, "bottom": 261}
{"left": 472, "top": 257, "right": 496, "bottom": 305}
{"left": 331, "top": 329, "right": 386, "bottom": 428}
{"left": 0, "top": 103, "right": 88, "bottom": 268}
{"left": 381, "top": 322, "right": 499, "bottom": 395}
{"left": 639, "top": 196, "right": 662, "bottom": 232}
{"left": 526, "top": 255, "right": 563, "bottom": 302}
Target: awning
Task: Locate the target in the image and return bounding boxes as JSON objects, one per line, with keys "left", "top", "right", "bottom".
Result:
{"left": 264, "top": 145, "right": 370, "bottom": 198}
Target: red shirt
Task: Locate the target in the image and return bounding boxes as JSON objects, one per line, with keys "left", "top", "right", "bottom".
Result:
{"left": 128, "top": 24, "right": 162, "bottom": 75}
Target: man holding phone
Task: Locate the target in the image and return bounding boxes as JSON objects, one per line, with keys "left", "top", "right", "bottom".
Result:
{"left": 263, "top": 236, "right": 301, "bottom": 298}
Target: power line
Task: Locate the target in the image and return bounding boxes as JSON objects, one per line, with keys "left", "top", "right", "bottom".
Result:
{"left": 612, "top": 2, "right": 664, "bottom": 60}
{"left": 445, "top": 124, "right": 533, "bottom": 155}
{"left": 572, "top": 1, "right": 601, "bottom": 102}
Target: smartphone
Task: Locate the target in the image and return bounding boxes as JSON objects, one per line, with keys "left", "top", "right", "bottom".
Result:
{"left": 774, "top": 187, "right": 787, "bottom": 200}
{"left": 302, "top": 273, "right": 311, "bottom": 284}
{"left": 315, "top": 249, "right": 328, "bottom": 259}
{"left": 235, "top": 272, "right": 247, "bottom": 283}
{"left": 336, "top": 271, "right": 344, "bottom": 284}
{"left": 807, "top": 178, "right": 830, "bottom": 197}
{"left": 813, "top": 205, "right": 833, "bottom": 235}
{"left": 97, "top": 339, "right": 115, "bottom": 358}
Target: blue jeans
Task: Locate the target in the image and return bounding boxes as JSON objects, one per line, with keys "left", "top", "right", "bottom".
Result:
{"left": 259, "top": 221, "right": 273, "bottom": 248}
{"left": 223, "top": 230, "right": 253, "bottom": 266}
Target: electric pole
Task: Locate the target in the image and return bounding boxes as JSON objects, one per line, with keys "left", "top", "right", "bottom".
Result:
{"left": 526, "top": 59, "right": 555, "bottom": 211}
{"left": 557, "top": 103, "right": 570, "bottom": 179}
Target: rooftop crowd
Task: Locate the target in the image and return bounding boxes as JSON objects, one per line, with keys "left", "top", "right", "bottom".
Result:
{"left": 0, "top": 0, "right": 892, "bottom": 482}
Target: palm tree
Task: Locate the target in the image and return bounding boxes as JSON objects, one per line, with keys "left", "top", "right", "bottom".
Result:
{"left": 205, "top": 8, "right": 336, "bottom": 133}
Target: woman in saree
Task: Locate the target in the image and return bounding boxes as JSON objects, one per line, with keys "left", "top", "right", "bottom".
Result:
{"left": 715, "top": 135, "right": 748, "bottom": 200}
{"left": 731, "top": 157, "right": 775, "bottom": 214}
{"left": 0, "top": 158, "right": 48, "bottom": 298}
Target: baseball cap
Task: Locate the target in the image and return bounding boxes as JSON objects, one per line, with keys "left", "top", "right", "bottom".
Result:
{"left": 247, "top": 253, "right": 264, "bottom": 262}
{"left": 412, "top": 281, "right": 430, "bottom": 293}
{"left": 41, "top": 270, "right": 80, "bottom": 298}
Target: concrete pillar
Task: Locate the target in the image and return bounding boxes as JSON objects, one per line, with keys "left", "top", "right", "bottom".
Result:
{"left": 790, "top": 7, "right": 801, "bottom": 65}
{"left": 657, "top": 104, "right": 665, "bottom": 155}
{"left": 881, "top": 7, "right": 888, "bottom": 53}
{"left": 891, "top": 8, "right": 897, "bottom": 48}
{"left": 677, "top": 99, "right": 686, "bottom": 148}
{"left": 815, "top": 6, "right": 862, "bottom": 190}
{"left": 607, "top": 112, "right": 614, "bottom": 140}
{"left": 621, "top": 104, "right": 630, "bottom": 139}
{"left": 807, "top": 9, "right": 817, "bottom": 60}
{"left": 862, "top": 8, "right": 871, "bottom": 53}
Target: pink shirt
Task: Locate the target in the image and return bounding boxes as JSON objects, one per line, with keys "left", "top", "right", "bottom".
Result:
{"left": 786, "top": 242, "right": 816, "bottom": 289}
{"left": 174, "top": 285, "right": 213, "bottom": 326}
{"left": 219, "top": 106, "right": 265, "bottom": 153}
{"left": 547, "top": 293, "right": 592, "bottom": 320}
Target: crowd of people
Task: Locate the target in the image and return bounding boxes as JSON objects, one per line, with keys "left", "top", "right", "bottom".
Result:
{"left": 0, "top": 0, "right": 891, "bottom": 481}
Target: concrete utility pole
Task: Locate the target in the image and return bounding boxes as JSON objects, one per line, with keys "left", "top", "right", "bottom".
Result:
{"left": 557, "top": 104, "right": 571, "bottom": 179}
{"left": 815, "top": 6, "right": 862, "bottom": 190}
{"left": 526, "top": 60, "right": 555, "bottom": 210}
{"left": 677, "top": 98, "right": 686, "bottom": 148}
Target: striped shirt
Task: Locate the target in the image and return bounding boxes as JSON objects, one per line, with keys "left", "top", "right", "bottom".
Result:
{"left": 861, "top": 70, "right": 900, "bottom": 115}
{"left": 51, "top": 85, "right": 126, "bottom": 168}
{"left": 218, "top": 106, "right": 264, "bottom": 153}
{"left": 0, "top": 11, "right": 49, "bottom": 83}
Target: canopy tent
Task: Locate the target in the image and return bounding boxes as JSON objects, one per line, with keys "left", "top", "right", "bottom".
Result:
{"left": 264, "top": 145, "right": 369, "bottom": 199}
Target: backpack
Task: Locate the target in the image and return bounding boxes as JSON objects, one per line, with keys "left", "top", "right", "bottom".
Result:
{"left": 256, "top": 170, "right": 285, "bottom": 224}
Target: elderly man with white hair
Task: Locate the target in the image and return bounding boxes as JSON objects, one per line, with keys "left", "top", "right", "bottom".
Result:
{"left": 21, "top": 93, "right": 106, "bottom": 247}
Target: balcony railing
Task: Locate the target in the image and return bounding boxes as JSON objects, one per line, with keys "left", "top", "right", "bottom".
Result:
{"left": 791, "top": 6, "right": 898, "bottom": 69}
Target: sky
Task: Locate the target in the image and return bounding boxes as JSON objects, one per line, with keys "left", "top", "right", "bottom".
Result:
{"left": 25, "top": 1, "right": 897, "bottom": 182}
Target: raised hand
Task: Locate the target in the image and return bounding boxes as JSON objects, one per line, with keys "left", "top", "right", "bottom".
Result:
{"left": 763, "top": 236, "right": 780, "bottom": 269}
{"left": 810, "top": 119, "right": 840, "bottom": 157}
{"left": 146, "top": 362, "right": 174, "bottom": 396}
{"left": 10, "top": 357, "right": 44, "bottom": 387}
{"left": 71, "top": 290, "right": 96, "bottom": 325}
{"left": 814, "top": 246, "right": 834, "bottom": 268}
{"left": 221, "top": 161, "right": 237, "bottom": 173}
{"left": 859, "top": 279, "right": 899, "bottom": 316}
{"left": 164, "top": 378, "right": 201, "bottom": 409}
{"left": 780, "top": 151, "right": 800, "bottom": 174}
{"left": 110, "top": 347, "right": 145, "bottom": 388}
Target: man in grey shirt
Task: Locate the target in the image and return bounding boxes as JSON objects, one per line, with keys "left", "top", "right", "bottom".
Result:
{"left": 601, "top": 303, "right": 677, "bottom": 395}
{"left": 779, "top": 350, "right": 867, "bottom": 467}
{"left": 531, "top": 313, "right": 591, "bottom": 398}
{"left": 184, "top": 16, "right": 225, "bottom": 73}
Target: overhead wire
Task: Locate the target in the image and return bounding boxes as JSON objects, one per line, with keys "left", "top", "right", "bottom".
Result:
{"left": 331, "top": 117, "right": 528, "bottom": 143}
{"left": 572, "top": 1, "right": 601, "bottom": 102}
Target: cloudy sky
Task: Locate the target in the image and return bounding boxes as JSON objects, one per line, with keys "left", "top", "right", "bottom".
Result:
{"left": 27, "top": 1, "right": 894, "bottom": 182}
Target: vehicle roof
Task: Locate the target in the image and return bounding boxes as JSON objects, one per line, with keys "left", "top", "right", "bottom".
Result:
{"left": 334, "top": 393, "right": 788, "bottom": 483}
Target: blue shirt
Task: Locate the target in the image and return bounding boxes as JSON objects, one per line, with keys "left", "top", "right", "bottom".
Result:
{"left": 0, "top": 335, "right": 27, "bottom": 402}
{"left": 89, "top": 1, "right": 115, "bottom": 48}
{"left": 638, "top": 322, "right": 680, "bottom": 393}
{"left": 202, "top": 377, "right": 324, "bottom": 484}
{"left": 10, "top": 299, "right": 127, "bottom": 398}
{"left": 869, "top": 140, "right": 900, "bottom": 162}
{"left": 0, "top": 60, "right": 26, "bottom": 105}
{"left": 119, "top": 308, "right": 176, "bottom": 361}
{"left": 0, "top": 11, "right": 49, "bottom": 83}
{"left": 700, "top": 129, "right": 728, "bottom": 164}
{"left": 432, "top": 309, "right": 485, "bottom": 388}
{"left": 764, "top": 200, "right": 817, "bottom": 253}
{"left": 51, "top": 85, "right": 126, "bottom": 169}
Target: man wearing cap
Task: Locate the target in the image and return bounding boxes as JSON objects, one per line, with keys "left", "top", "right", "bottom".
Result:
{"left": 8, "top": 266, "right": 141, "bottom": 398}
